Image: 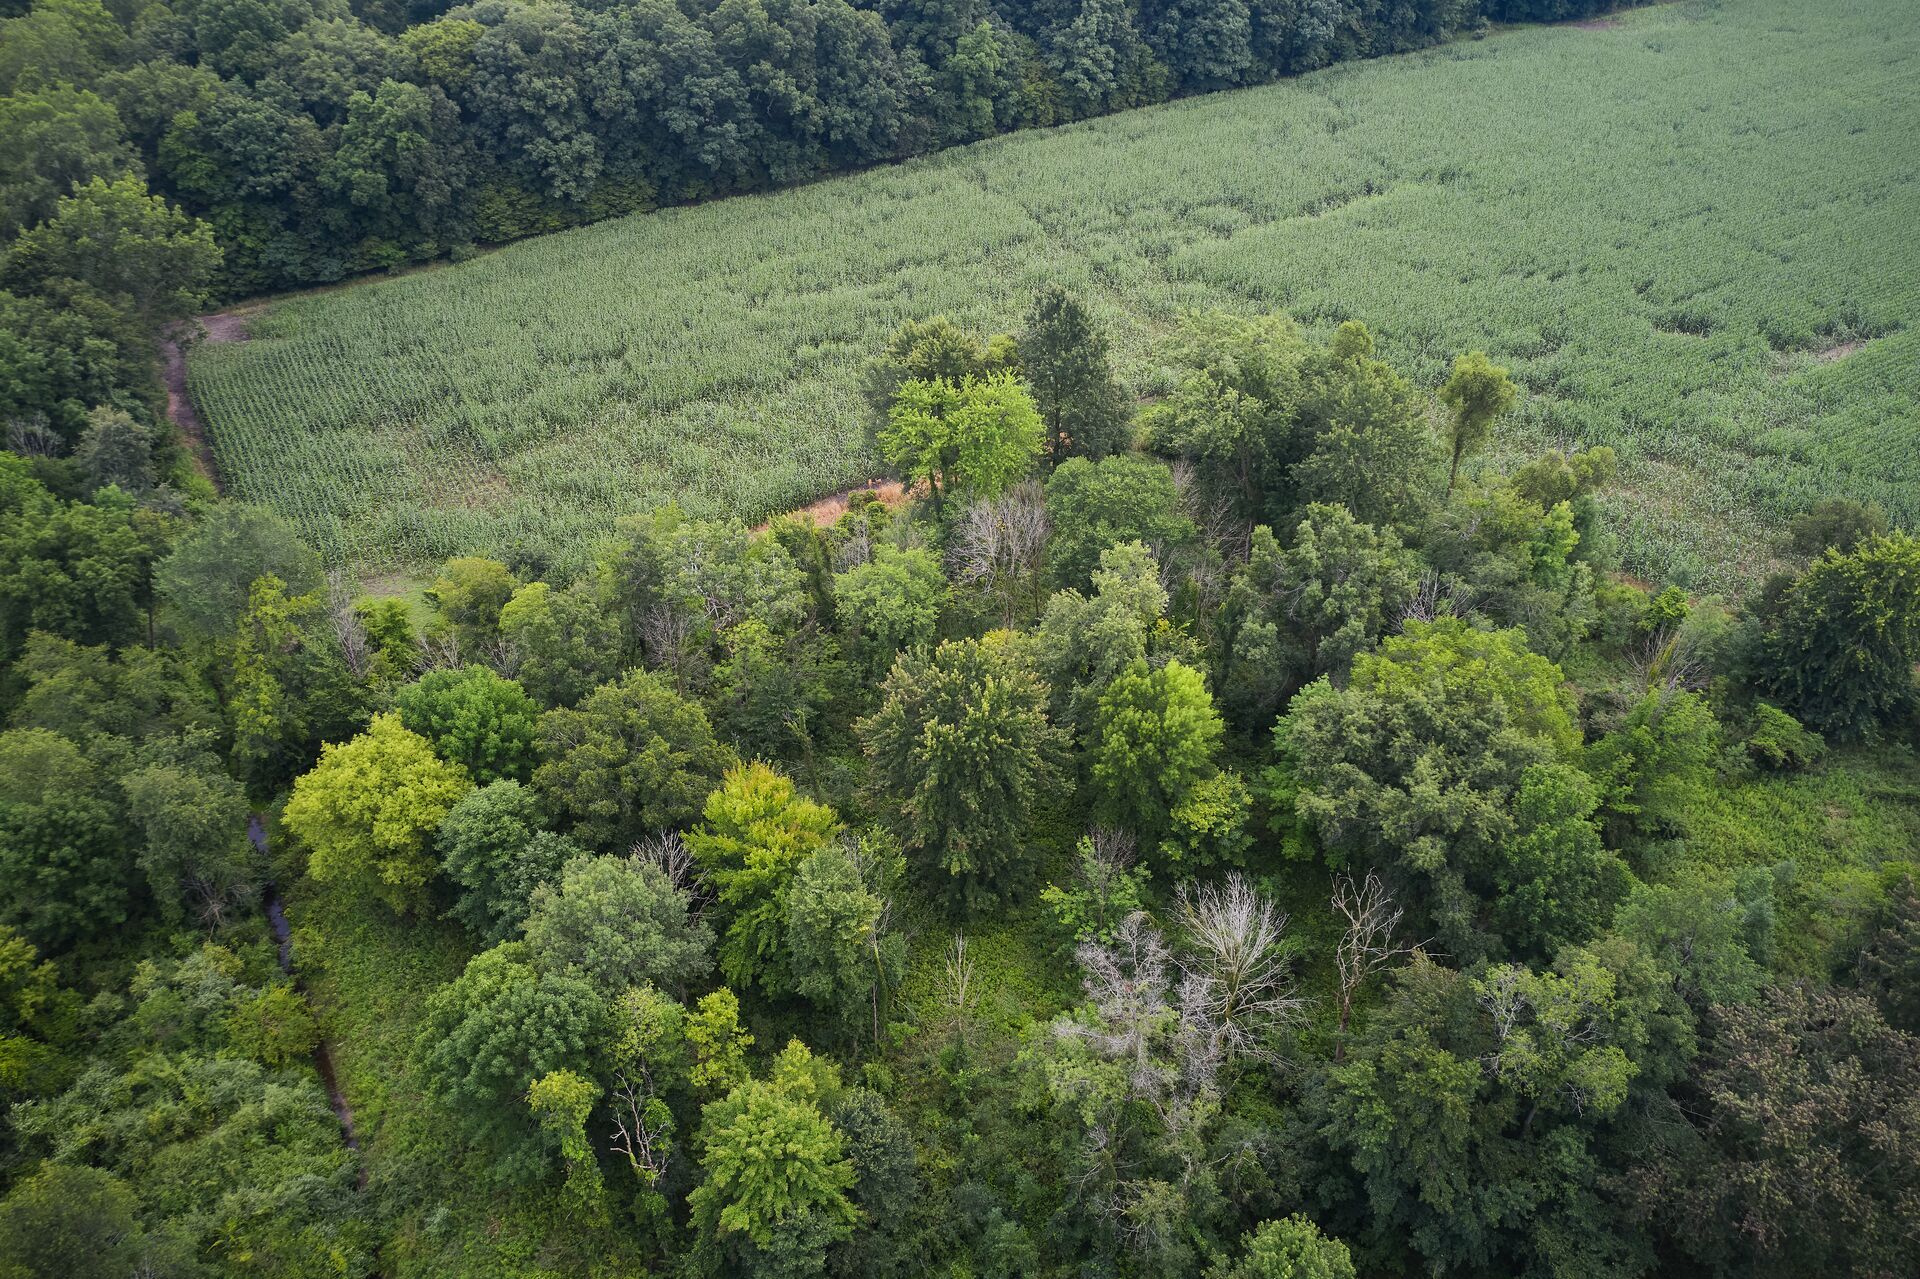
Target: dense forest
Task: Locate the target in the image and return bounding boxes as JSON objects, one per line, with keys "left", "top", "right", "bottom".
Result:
{"left": 2, "top": 280, "right": 1916, "bottom": 1276}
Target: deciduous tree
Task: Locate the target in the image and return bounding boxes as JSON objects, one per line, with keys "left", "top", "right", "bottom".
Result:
{"left": 523, "top": 852, "right": 714, "bottom": 1000}
{"left": 687, "top": 762, "right": 839, "bottom": 995}
{"left": 1438, "top": 350, "right": 1515, "bottom": 498}
{"left": 533, "top": 668, "right": 734, "bottom": 849}
{"left": 858, "top": 635, "right": 1062, "bottom": 906}
{"left": 1018, "top": 283, "right": 1130, "bottom": 464}
{"left": 395, "top": 664, "right": 540, "bottom": 784}
{"left": 284, "top": 711, "right": 472, "bottom": 913}
{"left": 879, "top": 373, "right": 1043, "bottom": 515}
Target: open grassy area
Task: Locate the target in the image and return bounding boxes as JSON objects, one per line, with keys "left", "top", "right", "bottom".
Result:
{"left": 188, "top": 0, "right": 1920, "bottom": 585}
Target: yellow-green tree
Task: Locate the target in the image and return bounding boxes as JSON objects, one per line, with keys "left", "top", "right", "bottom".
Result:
{"left": 687, "top": 763, "right": 840, "bottom": 994}
{"left": 879, "top": 372, "right": 1043, "bottom": 515}
{"left": 284, "top": 712, "right": 471, "bottom": 913}
{"left": 689, "top": 1040, "right": 857, "bottom": 1273}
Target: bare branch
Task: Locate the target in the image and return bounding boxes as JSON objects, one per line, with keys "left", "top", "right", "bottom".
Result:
{"left": 1176, "top": 874, "right": 1304, "bottom": 1067}
{"left": 325, "top": 569, "right": 371, "bottom": 682}
{"left": 948, "top": 481, "right": 1050, "bottom": 624}
{"left": 631, "top": 831, "right": 698, "bottom": 894}
{"left": 1331, "top": 870, "right": 1412, "bottom": 1061}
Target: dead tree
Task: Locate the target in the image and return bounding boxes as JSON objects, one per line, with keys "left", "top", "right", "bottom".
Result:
{"left": 1331, "top": 870, "right": 1411, "bottom": 1061}
{"left": 1175, "top": 874, "right": 1304, "bottom": 1067}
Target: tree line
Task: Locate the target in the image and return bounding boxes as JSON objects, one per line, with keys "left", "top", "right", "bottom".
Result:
{"left": 2, "top": 285, "right": 1916, "bottom": 1276}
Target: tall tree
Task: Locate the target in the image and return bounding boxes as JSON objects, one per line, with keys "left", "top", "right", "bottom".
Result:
{"left": 1756, "top": 530, "right": 1920, "bottom": 740}
{"left": 1043, "top": 454, "right": 1192, "bottom": 589}
{"left": 1271, "top": 619, "right": 1593, "bottom": 962}
{"left": 1090, "top": 658, "right": 1224, "bottom": 850}
{"left": 690, "top": 1040, "right": 859, "bottom": 1276}
{"left": 879, "top": 373, "right": 1043, "bottom": 516}
{"left": 0, "top": 726, "right": 129, "bottom": 950}
{"left": 412, "top": 940, "right": 607, "bottom": 1185}
{"left": 858, "top": 635, "right": 1063, "bottom": 906}
{"left": 687, "top": 762, "right": 840, "bottom": 995}
{"left": 524, "top": 851, "right": 713, "bottom": 1000}
{"left": 436, "top": 779, "right": 578, "bottom": 942}
{"left": 533, "top": 668, "right": 734, "bottom": 849}
{"left": 394, "top": 664, "right": 540, "bottom": 785}
{"left": 4, "top": 175, "right": 219, "bottom": 327}
{"left": 1019, "top": 283, "right": 1131, "bottom": 464}
{"left": 1438, "top": 350, "right": 1515, "bottom": 498}
{"left": 1629, "top": 985, "right": 1920, "bottom": 1278}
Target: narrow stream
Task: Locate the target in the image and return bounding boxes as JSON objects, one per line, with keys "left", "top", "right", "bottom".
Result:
{"left": 251, "top": 816, "right": 366, "bottom": 1182}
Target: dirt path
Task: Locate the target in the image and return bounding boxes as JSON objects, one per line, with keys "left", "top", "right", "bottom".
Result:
{"left": 162, "top": 311, "right": 254, "bottom": 492}
{"left": 250, "top": 815, "right": 366, "bottom": 1188}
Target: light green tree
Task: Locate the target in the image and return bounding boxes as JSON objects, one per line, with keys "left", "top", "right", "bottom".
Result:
{"left": 5, "top": 174, "right": 219, "bottom": 326}
{"left": 528, "top": 1068, "right": 606, "bottom": 1220}
{"left": 879, "top": 373, "right": 1043, "bottom": 515}
{"left": 689, "top": 1040, "right": 858, "bottom": 1271}
{"left": 688, "top": 763, "right": 841, "bottom": 994}
{"left": 687, "top": 987, "right": 753, "bottom": 1097}
{"left": 284, "top": 711, "right": 472, "bottom": 913}
{"left": 786, "top": 840, "right": 903, "bottom": 1035}
{"left": 1213, "top": 1215, "right": 1355, "bottom": 1279}
{"left": 497, "top": 580, "right": 620, "bottom": 708}
{"left": 1091, "top": 659, "right": 1224, "bottom": 849}
{"left": 833, "top": 544, "right": 946, "bottom": 671}
{"left": 1043, "top": 454, "right": 1193, "bottom": 589}
{"left": 1271, "top": 619, "right": 1581, "bottom": 961}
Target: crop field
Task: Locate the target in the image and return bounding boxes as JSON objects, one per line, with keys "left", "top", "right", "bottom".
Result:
{"left": 187, "top": 0, "right": 1920, "bottom": 585}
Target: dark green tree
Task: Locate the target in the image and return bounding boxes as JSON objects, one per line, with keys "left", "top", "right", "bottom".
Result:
{"left": 4, "top": 175, "right": 219, "bottom": 327}
{"left": 858, "top": 635, "right": 1063, "bottom": 906}
{"left": 0, "top": 1164, "right": 149, "bottom": 1279}
{"left": 395, "top": 664, "right": 541, "bottom": 784}
{"left": 1043, "top": 453, "right": 1192, "bottom": 589}
{"left": 437, "top": 779, "right": 577, "bottom": 942}
{"left": 1756, "top": 531, "right": 1920, "bottom": 739}
{"left": 523, "top": 851, "right": 714, "bottom": 1000}
{"left": 1628, "top": 985, "right": 1919, "bottom": 1279}
{"left": 0, "top": 727, "right": 129, "bottom": 950}
{"left": 533, "top": 668, "right": 735, "bottom": 849}
{"left": 413, "top": 941, "right": 607, "bottom": 1185}
{"left": 1018, "top": 283, "right": 1131, "bottom": 464}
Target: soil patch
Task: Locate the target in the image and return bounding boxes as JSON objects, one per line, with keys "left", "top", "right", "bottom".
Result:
{"left": 1811, "top": 339, "right": 1864, "bottom": 363}
{"left": 753, "top": 479, "right": 908, "bottom": 532}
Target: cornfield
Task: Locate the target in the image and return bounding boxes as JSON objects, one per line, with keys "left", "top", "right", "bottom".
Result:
{"left": 188, "top": 0, "right": 1920, "bottom": 586}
